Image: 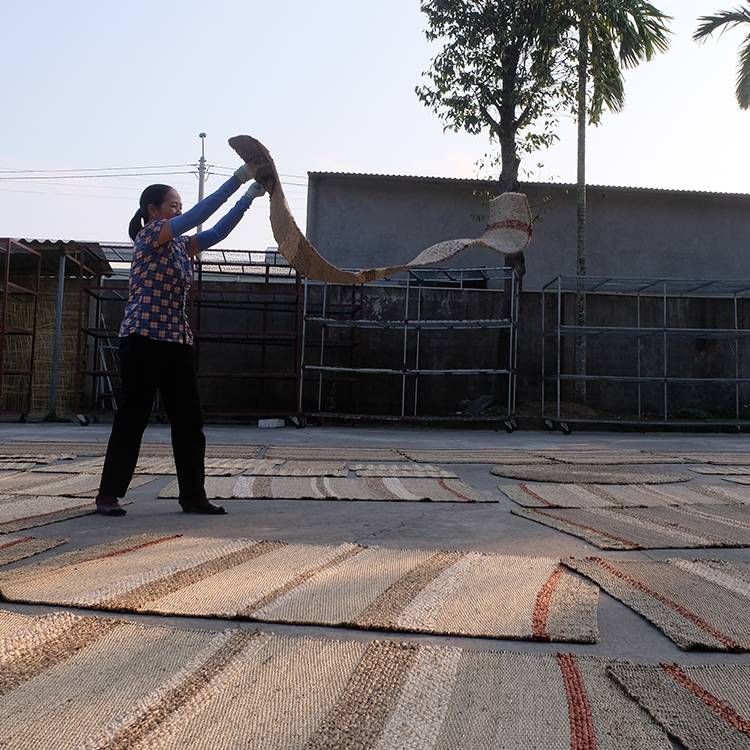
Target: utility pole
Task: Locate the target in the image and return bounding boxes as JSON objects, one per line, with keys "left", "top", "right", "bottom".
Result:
{"left": 197, "top": 132, "right": 207, "bottom": 231}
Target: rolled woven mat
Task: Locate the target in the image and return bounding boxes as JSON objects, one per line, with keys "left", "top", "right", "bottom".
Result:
{"left": 229, "top": 134, "right": 532, "bottom": 284}
{"left": 0, "top": 533, "right": 598, "bottom": 643}
{"left": 609, "top": 662, "right": 750, "bottom": 750}
{"left": 513, "top": 503, "right": 750, "bottom": 550}
{"left": 0, "top": 610, "right": 668, "bottom": 750}
{"left": 567, "top": 557, "right": 750, "bottom": 652}
{"left": 492, "top": 464, "right": 692, "bottom": 484}
{"left": 0, "top": 534, "right": 65, "bottom": 565}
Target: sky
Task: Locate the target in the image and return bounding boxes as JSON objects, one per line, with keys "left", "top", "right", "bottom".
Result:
{"left": 0, "top": 0, "right": 747, "bottom": 251}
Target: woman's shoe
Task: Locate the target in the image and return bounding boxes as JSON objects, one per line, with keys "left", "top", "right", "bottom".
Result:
{"left": 95, "top": 495, "right": 127, "bottom": 516}
{"left": 178, "top": 499, "right": 226, "bottom": 515}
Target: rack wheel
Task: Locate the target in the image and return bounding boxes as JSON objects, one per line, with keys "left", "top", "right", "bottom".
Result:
{"left": 560, "top": 422, "right": 572, "bottom": 435}
{"left": 290, "top": 416, "right": 306, "bottom": 429}
{"left": 543, "top": 418, "right": 555, "bottom": 430}
{"left": 503, "top": 420, "right": 515, "bottom": 433}
{"left": 76, "top": 414, "right": 90, "bottom": 427}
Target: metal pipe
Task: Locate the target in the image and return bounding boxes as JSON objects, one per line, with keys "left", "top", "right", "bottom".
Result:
{"left": 47, "top": 252, "right": 67, "bottom": 418}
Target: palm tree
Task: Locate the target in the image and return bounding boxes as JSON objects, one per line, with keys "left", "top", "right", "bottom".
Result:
{"left": 568, "top": 1, "right": 671, "bottom": 401}
{"left": 694, "top": 4, "right": 750, "bottom": 109}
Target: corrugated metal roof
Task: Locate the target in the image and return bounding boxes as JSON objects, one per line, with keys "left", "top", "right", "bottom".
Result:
{"left": 306, "top": 172, "right": 750, "bottom": 199}
{"left": 19, "top": 238, "right": 112, "bottom": 276}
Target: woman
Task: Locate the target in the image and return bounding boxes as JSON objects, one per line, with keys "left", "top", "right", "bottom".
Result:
{"left": 96, "top": 164, "right": 268, "bottom": 516}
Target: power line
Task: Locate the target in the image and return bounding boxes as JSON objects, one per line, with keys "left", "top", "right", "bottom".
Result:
{"left": 0, "top": 186, "right": 134, "bottom": 201}
{"left": 0, "top": 163, "right": 194, "bottom": 174}
{"left": 0, "top": 171, "right": 196, "bottom": 181}
{"left": 210, "top": 164, "right": 307, "bottom": 180}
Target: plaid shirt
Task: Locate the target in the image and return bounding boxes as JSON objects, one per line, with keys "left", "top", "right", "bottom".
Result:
{"left": 119, "top": 219, "right": 194, "bottom": 344}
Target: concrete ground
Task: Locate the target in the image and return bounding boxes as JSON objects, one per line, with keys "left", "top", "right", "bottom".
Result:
{"left": 1, "top": 423, "right": 749, "bottom": 748}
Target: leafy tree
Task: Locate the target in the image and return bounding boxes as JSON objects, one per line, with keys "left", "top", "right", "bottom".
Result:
{"left": 694, "top": 3, "right": 750, "bottom": 109}
{"left": 416, "top": 0, "right": 576, "bottom": 193}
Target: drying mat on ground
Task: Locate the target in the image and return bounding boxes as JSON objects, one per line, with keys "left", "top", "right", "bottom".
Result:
{"left": 724, "top": 476, "right": 750, "bottom": 485}
{"left": 567, "top": 557, "right": 750, "bottom": 651}
{"left": 513, "top": 504, "right": 750, "bottom": 549}
{"left": 241, "top": 460, "right": 348, "bottom": 477}
{"left": 398, "top": 448, "right": 547, "bottom": 464}
{"left": 0, "top": 534, "right": 65, "bottom": 565}
{"left": 0, "top": 611, "right": 667, "bottom": 750}
{"left": 350, "top": 463, "right": 458, "bottom": 478}
{"left": 0, "top": 533, "right": 598, "bottom": 642}
{"left": 0, "top": 441, "right": 265, "bottom": 459}
{"left": 502, "top": 482, "right": 742, "bottom": 509}
{"left": 690, "top": 465, "right": 750, "bottom": 476}
{"left": 533, "top": 450, "right": 684, "bottom": 465}
{"left": 609, "top": 663, "right": 750, "bottom": 750}
{"left": 0, "top": 495, "right": 133, "bottom": 533}
{"left": 160, "top": 476, "right": 492, "bottom": 502}
{"left": 265, "top": 446, "right": 404, "bottom": 461}
{"left": 665, "top": 452, "right": 750, "bottom": 466}
{"left": 492, "top": 464, "right": 692, "bottom": 484}
{"left": 0, "top": 461, "right": 41, "bottom": 471}
{"left": 34, "top": 456, "right": 279, "bottom": 476}
{"left": 0, "top": 472, "right": 154, "bottom": 497}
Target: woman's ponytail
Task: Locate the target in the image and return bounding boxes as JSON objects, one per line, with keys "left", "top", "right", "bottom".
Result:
{"left": 128, "top": 208, "right": 144, "bottom": 242}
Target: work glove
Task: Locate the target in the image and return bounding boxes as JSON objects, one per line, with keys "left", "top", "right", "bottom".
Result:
{"left": 233, "top": 163, "right": 255, "bottom": 184}
{"left": 244, "top": 181, "right": 266, "bottom": 201}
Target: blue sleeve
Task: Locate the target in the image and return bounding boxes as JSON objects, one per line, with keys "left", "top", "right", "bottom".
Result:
{"left": 194, "top": 195, "right": 253, "bottom": 251}
{"left": 169, "top": 176, "right": 241, "bottom": 236}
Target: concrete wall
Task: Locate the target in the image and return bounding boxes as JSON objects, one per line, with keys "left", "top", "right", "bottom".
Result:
{"left": 306, "top": 175, "right": 750, "bottom": 291}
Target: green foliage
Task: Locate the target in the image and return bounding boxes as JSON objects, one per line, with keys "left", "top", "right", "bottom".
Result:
{"left": 694, "top": 4, "right": 750, "bottom": 110}
{"left": 416, "top": 0, "right": 577, "bottom": 189}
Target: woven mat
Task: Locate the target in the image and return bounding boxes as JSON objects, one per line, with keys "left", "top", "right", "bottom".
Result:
{"left": 568, "top": 557, "right": 750, "bottom": 652}
{"left": 0, "top": 495, "right": 132, "bottom": 533}
{"left": 398, "top": 449, "right": 547, "bottom": 464}
{"left": 0, "top": 461, "right": 43, "bottom": 471}
{"left": 0, "top": 534, "right": 65, "bottom": 565}
{"left": 610, "top": 662, "right": 750, "bottom": 749}
{"left": 0, "top": 610, "right": 668, "bottom": 750}
{"left": 242, "top": 461, "right": 348, "bottom": 477}
{"left": 0, "top": 441, "right": 264, "bottom": 459}
{"left": 492, "top": 464, "right": 692, "bottom": 484}
{"left": 534, "top": 450, "right": 684, "bottom": 465}
{"left": 503, "top": 482, "right": 739, "bottom": 509}
{"left": 160, "top": 476, "right": 492, "bottom": 503}
{"left": 690, "top": 465, "right": 750, "bottom": 476}
{"left": 35, "top": 457, "right": 279, "bottom": 476}
{"left": 513, "top": 504, "right": 750, "bottom": 549}
{"left": 0, "top": 533, "right": 597, "bottom": 642}
{"left": 265, "top": 446, "right": 403, "bottom": 461}
{"left": 350, "top": 463, "right": 458, "bottom": 478}
{"left": 0, "top": 472, "right": 153, "bottom": 497}
{"left": 724, "top": 476, "right": 750, "bottom": 485}
{"left": 667, "top": 452, "right": 750, "bottom": 466}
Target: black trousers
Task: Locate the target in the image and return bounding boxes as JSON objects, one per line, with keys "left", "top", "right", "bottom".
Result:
{"left": 98, "top": 334, "right": 206, "bottom": 501}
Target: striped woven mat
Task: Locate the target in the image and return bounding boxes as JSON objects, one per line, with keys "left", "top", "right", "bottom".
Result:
{"left": 513, "top": 504, "right": 750, "bottom": 549}
{"left": 0, "top": 534, "right": 65, "bottom": 565}
{"left": 398, "top": 449, "right": 547, "bottom": 464}
{"left": 265, "top": 446, "right": 404, "bottom": 461}
{"left": 567, "top": 557, "right": 750, "bottom": 651}
{"left": 160, "top": 476, "right": 492, "bottom": 503}
{"left": 0, "top": 441, "right": 264, "bottom": 459}
{"left": 493, "top": 465, "right": 692, "bottom": 484}
{"left": 350, "top": 463, "right": 458, "bottom": 478}
{"left": 691, "top": 465, "right": 750, "bottom": 476}
{"left": 0, "top": 472, "right": 153, "bottom": 497}
{"left": 610, "top": 662, "right": 750, "bottom": 749}
{"left": 33, "top": 457, "right": 289, "bottom": 476}
{"left": 533, "top": 450, "right": 685, "bottom": 465}
{"left": 503, "top": 482, "right": 743, "bottom": 509}
{"left": 667, "top": 452, "right": 750, "bottom": 466}
{"left": 0, "top": 611, "right": 667, "bottom": 750}
{"left": 0, "top": 495, "right": 132, "bottom": 533}
{"left": 0, "top": 534, "right": 598, "bottom": 642}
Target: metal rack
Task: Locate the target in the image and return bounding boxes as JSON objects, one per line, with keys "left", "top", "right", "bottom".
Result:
{"left": 542, "top": 275, "right": 750, "bottom": 432}
{"left": 0, "top": 239, "right": 41, "bottom": 418}
{"left": 77, "top": 247, "right": 303, "bottom": 421}
{"left": 300, "top": 266, "right": 521, "bottom": 428}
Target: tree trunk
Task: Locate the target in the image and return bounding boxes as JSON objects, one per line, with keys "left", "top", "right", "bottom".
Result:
{"left": 574, "top": 24, "right": 588, "bottom": 405}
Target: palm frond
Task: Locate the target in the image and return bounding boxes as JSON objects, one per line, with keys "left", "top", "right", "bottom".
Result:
{"left": 694, "top": 7, "right": 750, "bottom": 42}
{"left": 738, "top": 31, "right": 750, "bottom": 108}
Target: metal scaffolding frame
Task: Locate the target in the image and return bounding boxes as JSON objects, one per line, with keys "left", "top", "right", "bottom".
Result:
{"left": 299, "top": 266, "right": 521, "bottom": 428}
{"left": 542, "top": 275, "right": 750, "bottom": 432}
{"left": 0, "top": 239, "right": 41, "bottom": 419}
{"left": 77, "top": 247, "right": 303, "bottom": 421}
